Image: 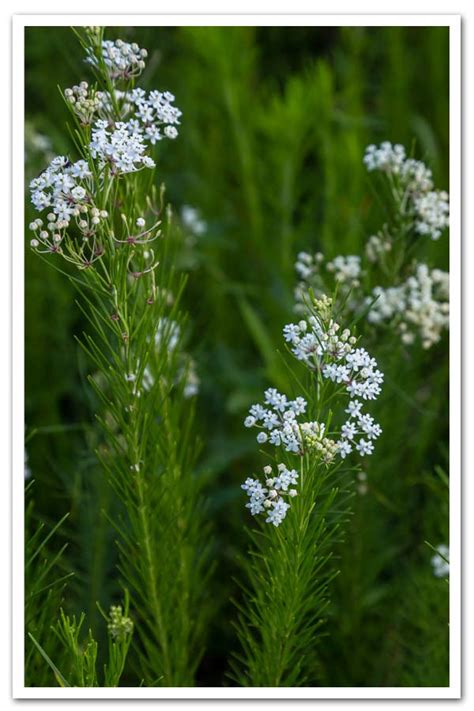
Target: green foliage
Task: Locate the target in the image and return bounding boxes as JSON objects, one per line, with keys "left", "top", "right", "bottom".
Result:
{"left": 232, "top": 457, "right": 353, "bottom": 686}
{"left": 25, "top": 25, "right": 450, "bottom": 688}
{"left": 26, "top": 27, "right": 212, "bottom": 687}
{"left": 25, "top": 481, "right": 73, "bottom": 686}
{"left": 69, "top": 193, "right": 212, "bottom": 686}
{"left": 28, "top": 591, "right": 134, "bottom": 687}
{"left": 231, "top": 289, "right": 378, "bottom": 686}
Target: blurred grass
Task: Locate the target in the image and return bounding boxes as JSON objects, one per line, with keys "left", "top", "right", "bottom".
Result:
{"left": 25, "top": 25, "right": 449, "bottom": 687}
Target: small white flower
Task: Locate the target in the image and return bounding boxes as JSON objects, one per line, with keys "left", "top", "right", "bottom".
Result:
{"left": 164, "top": 125, "right": 178, "bottom": 139}
{"left": 355, "top": 438, "right": 374, "bottom": 456}
{"left": 241, "top": 463, "right": 299, "bottom": 526}
{"left": 337, "top": 440, "right": 353, "bottom": 459}
{"left": 341, "top": 422, "right": 357, "bottom": 440}
{"left": 291, "top": 396, "right": 307, "bottom": 415}
{"left": 346, "top": 400, "right": 363, "bottom": 418}
{"left": 265, "top": 499, "right": 290, "bottom": 526}
{"left": 71, "top": 186, "right": 87, "bottom": 201}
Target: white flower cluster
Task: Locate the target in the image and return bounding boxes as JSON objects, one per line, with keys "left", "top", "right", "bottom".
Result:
{"left": 399, "top": 158, "right": 435, "bottom": 193}
{"left": 241, "top": 463, "right": 298, "bottom": 526}
{"left": 363, "top": 141, "right": 449, "bottom": 241}
{"left": 79, "top": 88, "right": 182, "bottom": 175}
{"left": 65, "top": 86, "right": 182, "bottom": 144}
{"left": 244, "top": 388, "right": 338, "bottom": 461}
{"left": 29, "top": 36, "right": 183, "bottom": 259}
{"left": 245, "top": 301, "right": 383, "bottom": 463}
{"left": 337, "top": 400, "right": 381, "bottom": 459}
{"left": 30, "top": 156, "right": 92, "bottom": 217}
{"left": 326, "top": 254, "right": 362, "bottom": 285}
{"left": 324, "top": 348, "right": 384, "bottom": 402}
{"left": 107, "top": 604, "right": 133, "bottom": 642}
{"left": 293, "top": 250, "right": 449, "bottom": 351}
{"left": 89, "top": 119, "right": 155, "bottom": 174}
{"left": 363, "top": 141, "right": 408, "bottom": 174}
{"left": 367, "top": 264, "right": 449, "bottom": 349}
{"left": 283, "top": 315, "right": 383, "bottom": 402}
{"left": 283, "top": 299, "right": 383, "bottom": 458}
{"left": 128, "top": 88, "right": 182, "bottom": 143}
{"left": 296, "top": 250, "right": 362, "bottom": 285}
{"left": 88, "top": 39, "right": 148, "bottom": 80}
{"left": 294, "top": 251, "right": 362, "bottom": 314}
{"left": 431, "top": 544, "right": 449, "bottom": 578}
{"left": 413, "top": 190, "right": 450, "bottom": 241}
{"left": 365, "top": 234, "right": 392, "bottom": 263}
{"left": 244, "top": 389, "right": 308, "bottom": 455}
{"left": 364, "top": 143, "right": 434, "bottom": 192}
{"left": 242, "top": 298, "right": 383, "bottom": 525}
{"left": 29, "top": 157, "right": 110, "bottom": 255}
{"left": 295, "top": 250, "right": 324, "bottom": 280}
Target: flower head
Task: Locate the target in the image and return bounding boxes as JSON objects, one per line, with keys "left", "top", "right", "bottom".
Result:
{"left": 241, "top": 464, "right": 298, "bottom": 526}
{"left": 107, "top": 604, "right": 133, "bottom": 642}
{"left": 363, "top": 141, "right": 449, "bottom": 241}
{"left": 283, "top": 297, "right": 383, "bottom": 460}
{"left": 87, "top": 39, "right": 148, "bottom": 80}
{"left": 367, "top": 264, "right": 449, "bottom": 349}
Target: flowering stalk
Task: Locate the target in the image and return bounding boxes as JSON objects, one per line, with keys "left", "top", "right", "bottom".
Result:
{"left": 232, "top": 295, "right": 383, "bottom": 686}
{"left": 28, "top": 592, "right": 134, "bottom": 687}
{"left": 294, "top": 142, "right": 449, "bottom": 351}
{"left": 27, "top": 27, "right": 210, "bottom": 686}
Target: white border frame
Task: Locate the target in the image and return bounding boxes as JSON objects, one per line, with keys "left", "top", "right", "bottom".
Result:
{"left": 12, "top": 13, "right": 461, "bottom": 700}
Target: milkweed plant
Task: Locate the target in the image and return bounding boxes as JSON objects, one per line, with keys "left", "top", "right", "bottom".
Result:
{"left": 25, "top": 26, "right": 450, "bottom": 688}
{"left": 26, "top": 27, "right": 211, "bottom": 687}
{"left": 232, "top": 294, "right": 383, "bottom": 686}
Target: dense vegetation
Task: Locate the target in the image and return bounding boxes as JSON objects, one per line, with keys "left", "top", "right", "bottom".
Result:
{"left": 24, "top": 25, "right": 449, "bottom": 688}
